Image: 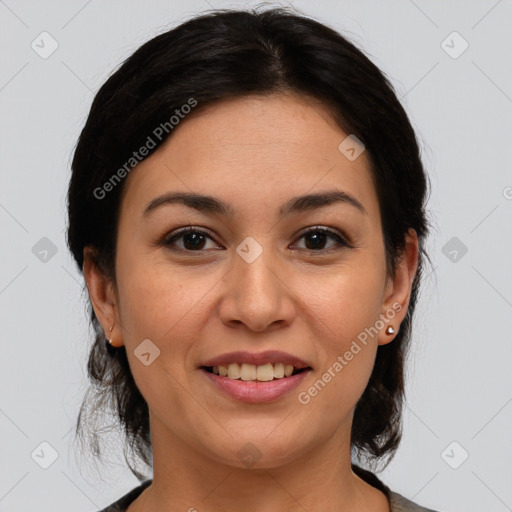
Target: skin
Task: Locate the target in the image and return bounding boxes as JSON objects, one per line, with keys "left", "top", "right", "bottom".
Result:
{"left": 84, "top": 92, "right": 419, "bottom": 512}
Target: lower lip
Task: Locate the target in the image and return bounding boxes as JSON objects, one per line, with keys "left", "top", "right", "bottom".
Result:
{"left": 200, "top": 368, "right": 312, "bottom": 403}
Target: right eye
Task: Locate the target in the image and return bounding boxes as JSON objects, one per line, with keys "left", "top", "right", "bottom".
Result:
{"left": 162, "top": 227, "right": 223, "bottom": 252}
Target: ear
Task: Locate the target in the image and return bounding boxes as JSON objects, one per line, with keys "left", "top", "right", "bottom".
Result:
{"left": 83, "top": 246, "right": 124, "bottom": 347}
{"left": 377, "top": 228, "right": 419, "bottom": 346}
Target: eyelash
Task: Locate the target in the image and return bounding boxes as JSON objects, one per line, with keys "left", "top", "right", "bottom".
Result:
{"left": 161, "top": 226, "right": 352, "bottom": 253}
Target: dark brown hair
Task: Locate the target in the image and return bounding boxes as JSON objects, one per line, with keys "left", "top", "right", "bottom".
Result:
{"left": 66, "top": 6, "right": 431, "bottom": 479}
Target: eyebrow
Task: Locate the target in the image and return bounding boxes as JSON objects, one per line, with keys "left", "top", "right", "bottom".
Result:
{"left": 142, "top": 190, "right": 367, "bottom": 218}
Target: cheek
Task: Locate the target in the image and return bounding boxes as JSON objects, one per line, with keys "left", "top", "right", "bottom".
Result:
{"left": 292, "top": 262, "right": 384, "bottom": 402}
{"left": 296, "top": 261, "right": 385, "bottom": 344}
{"left": 115, "top": 256, "right": 215, "bottom": 343}
{"left": 114, "top": 261, "right": 208, "bottom": 416}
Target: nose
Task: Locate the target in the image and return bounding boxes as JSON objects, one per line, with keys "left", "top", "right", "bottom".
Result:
{"left": 218, "top": 245, "right": 296, "bottom": 333}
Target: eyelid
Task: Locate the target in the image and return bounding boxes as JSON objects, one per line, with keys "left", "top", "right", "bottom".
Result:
{"left": 161, "top": 225, "right": 221, "bottom": 248}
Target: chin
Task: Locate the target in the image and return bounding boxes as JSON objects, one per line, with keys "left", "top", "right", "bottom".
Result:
{"left": 202, "top": 428, "right": 314, "bottom": 470}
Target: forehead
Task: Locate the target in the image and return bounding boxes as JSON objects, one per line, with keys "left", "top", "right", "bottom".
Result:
{"left": 120, "top": 93, "right": 380, "bottom": 223}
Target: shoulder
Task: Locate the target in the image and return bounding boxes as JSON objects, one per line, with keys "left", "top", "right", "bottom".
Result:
{"left": 388, "top": 489, "right": 440, "bottom": 512}
{"left": 97, "top": 480, "right": 152, "bottom": 512}
{"left": 351, "top": 464, "right": 441, "bottom": 512}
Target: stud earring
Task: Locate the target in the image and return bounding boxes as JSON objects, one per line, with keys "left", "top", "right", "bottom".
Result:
{"left": 105, "top": 323, "right": 120, "bottom": 354}
{"left": 106, "top": 324, "right": 114, "bottom": 344}
{"left": 385, "top": 325, "right": 395, "bottom": 335}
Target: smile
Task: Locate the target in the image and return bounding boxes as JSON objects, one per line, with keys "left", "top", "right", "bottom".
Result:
{"left": 202, "top": 362, "right": 308, "bottom": 381}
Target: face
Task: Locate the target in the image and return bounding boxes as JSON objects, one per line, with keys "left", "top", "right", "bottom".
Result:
{"left": 85, "top": 92, "right": 418, "bottom": 469}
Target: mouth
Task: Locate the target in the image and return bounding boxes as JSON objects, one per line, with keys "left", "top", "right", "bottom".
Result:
{"left": 199, "top": 364, "right": 312, "bottom": 403}
{"left": 199, "top": 350, "right": 313, "bottom": 382}
{"left": 198, "top": 350, "right": 313, "bottom": 403}
{"left": 200, "top": 363, "right": 311, "bottom": 381}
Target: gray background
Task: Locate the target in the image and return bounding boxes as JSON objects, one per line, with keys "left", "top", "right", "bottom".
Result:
{"left": 1, "top": 1, "right": 511, "bottom": 511}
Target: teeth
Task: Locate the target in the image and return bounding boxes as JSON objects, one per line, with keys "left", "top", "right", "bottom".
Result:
{"left": 256, "top": 363, "right": 274, "bottom": 382}
{"left": 211, "top": 362, "right": 300, "bottom": 381}
{"left": 274, "top": 362, "right": 285, "bottom": 378}
{"left": 227, "top": 363, "right": 240, "bottom": 379}
{"left": 240, "top": 363, "right": 257, "bottom": 381}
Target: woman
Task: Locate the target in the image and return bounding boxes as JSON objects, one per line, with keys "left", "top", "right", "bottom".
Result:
{"left": 67, "top": 7, "right": 439, "bottom": 512}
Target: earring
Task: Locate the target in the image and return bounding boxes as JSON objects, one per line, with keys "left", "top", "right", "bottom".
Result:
{"left": 385, "top": 325, "right": 395, "bottom": 335}
{"left": 105, "top": 323, "right": 119, "bottom": 354}
{"left": 106, "top": 324, "right": 114, "bottom": 344}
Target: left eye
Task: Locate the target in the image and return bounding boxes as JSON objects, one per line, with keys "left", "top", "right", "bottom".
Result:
{"left": 292, "top": 227, "right": 349, "bottom": 252}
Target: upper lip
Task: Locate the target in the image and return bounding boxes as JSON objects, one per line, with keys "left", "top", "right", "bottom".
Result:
{"left": 200, "top": 350, "right": 312, "bottom": 369}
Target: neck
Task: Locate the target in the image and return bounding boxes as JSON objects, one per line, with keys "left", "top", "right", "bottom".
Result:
{"left": 131, "top": 412, "right": 388, "bottom": 512}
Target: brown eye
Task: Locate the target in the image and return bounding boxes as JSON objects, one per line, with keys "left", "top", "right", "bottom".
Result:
{"left": 163, "top": 228, "right": 221, "bottom": 251}
{"left": 292, "top": 227, "right": 350, "bottom": 252}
